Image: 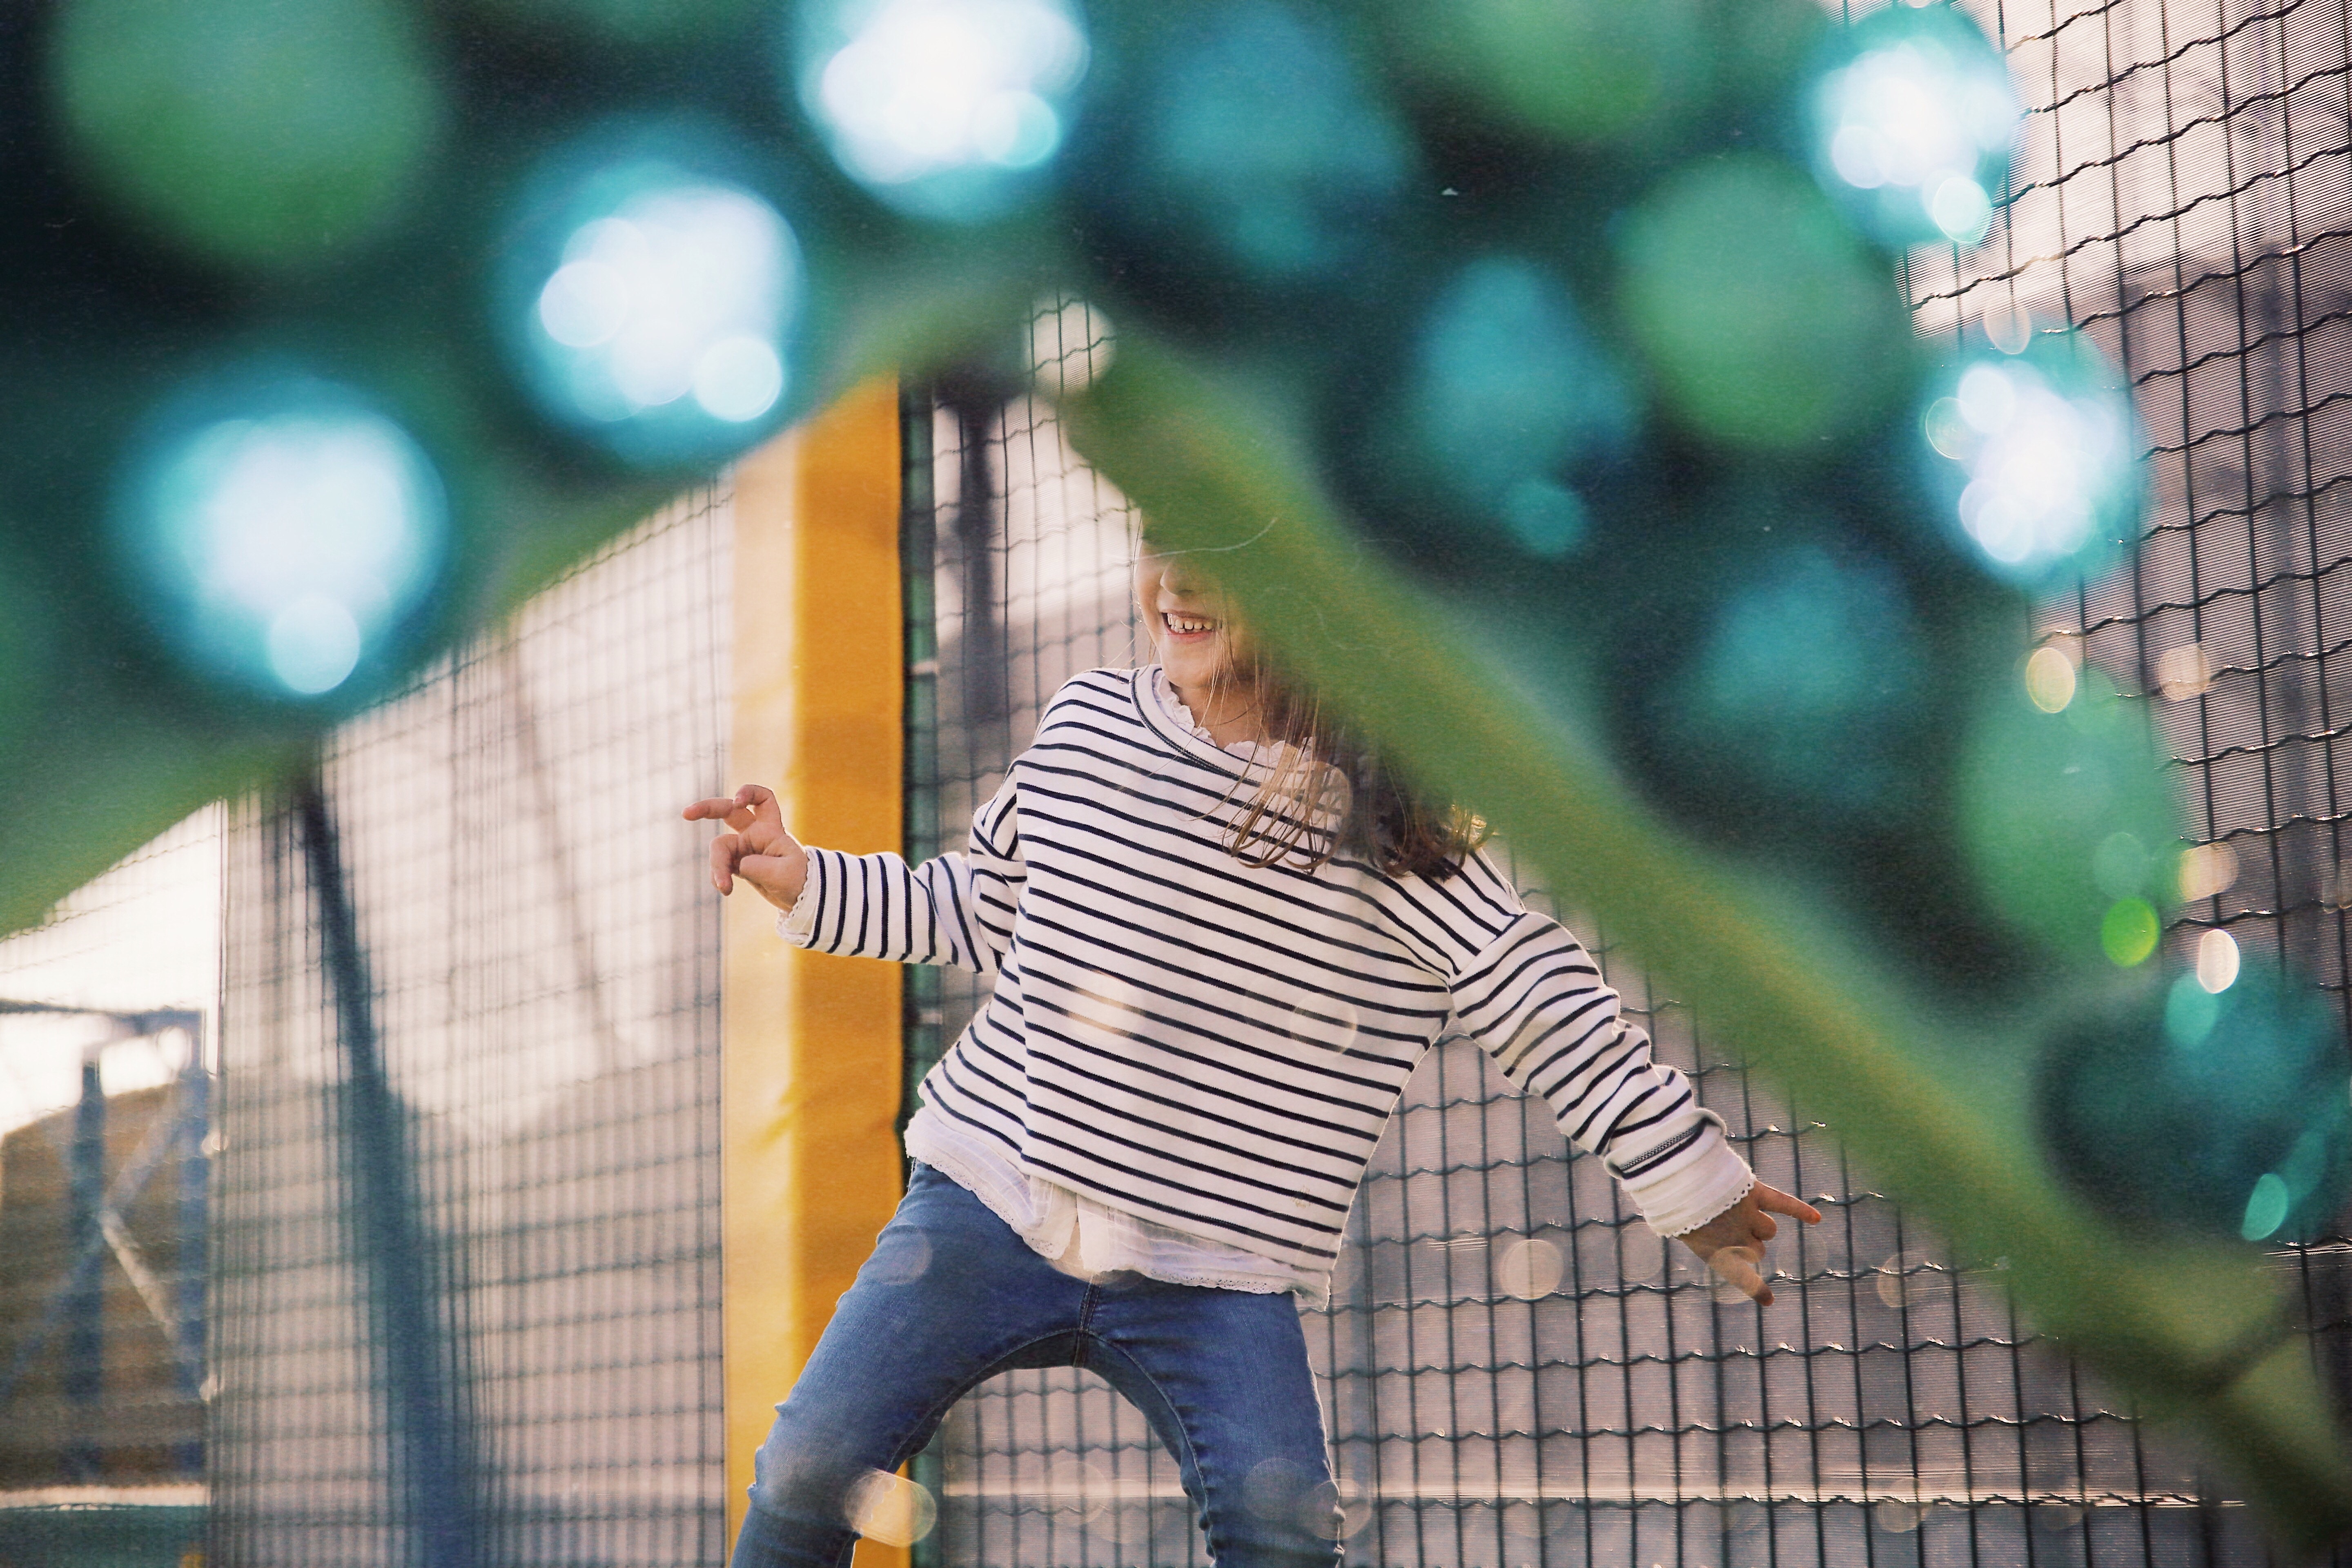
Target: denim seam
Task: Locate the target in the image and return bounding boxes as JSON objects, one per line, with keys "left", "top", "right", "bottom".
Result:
{"left": 1081, "top": 1336, "right": 1211, "bottom": 1537}
{"left": 1085, "top": 1336, "right": 1345, "bottom": 1566}
{"left": 877, "top": 1329, "right": 1085, "bottom": 1474}
{"left": 1069, "top": 1283, "right": 1101, "bottom": 1365}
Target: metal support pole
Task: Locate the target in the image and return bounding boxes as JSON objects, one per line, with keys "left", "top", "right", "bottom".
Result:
{"left": 901, "top": 379, "right": 947, "bottom": 1568}
{"left": 65, "top": 1053, "right": 104, "bottom": 1480}
{"left": 295, "top": 772, "right": 479, "bottom": 1568}
{"left": 175, "top": 1043, "right": 209, "bottom": 1476}
{"left": 939, "top": 373, "right": 1008, "bottom": 727}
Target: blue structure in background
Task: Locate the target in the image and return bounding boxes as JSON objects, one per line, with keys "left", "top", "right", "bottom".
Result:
{"left": 295, "top": 773, "right": 483, "bottom": 1568}
{"left": 0, "top": 1000, "right": 211, "bottom": 1566}
{"left": 65, "top": 1056, "right": 105, "bottom": 1483}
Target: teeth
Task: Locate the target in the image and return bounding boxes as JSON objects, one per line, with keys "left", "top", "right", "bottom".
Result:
{"left": 1165, "top": 612, "right": 1216, "bottom": 635}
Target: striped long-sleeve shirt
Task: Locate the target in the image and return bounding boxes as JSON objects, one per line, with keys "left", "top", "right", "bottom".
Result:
{"left": 782, "top": 667, "right": 1752, "bottom": 1273}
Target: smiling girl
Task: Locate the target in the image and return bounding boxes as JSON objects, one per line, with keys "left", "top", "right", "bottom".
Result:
{"left": 688, "top": 544, "right": 1817, "bottom": 1568}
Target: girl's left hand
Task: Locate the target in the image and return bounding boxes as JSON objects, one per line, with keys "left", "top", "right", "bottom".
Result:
{"left": 1675, "top": 1182, "right": 1822, "bottom": 1305}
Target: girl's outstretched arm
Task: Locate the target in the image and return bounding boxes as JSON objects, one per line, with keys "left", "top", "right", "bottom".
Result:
{"left": 1456, "top": 920, "right": 1806, "bottom": 1301}
{"left": 1423, "top": 858, "right": 1800, "bottom": 1301}
{"left": 736, "top": 775, "right": 1024, "bottom": 976}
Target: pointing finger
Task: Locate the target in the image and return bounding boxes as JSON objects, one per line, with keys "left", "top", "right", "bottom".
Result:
{"left": 683, "top": 796, "right": 741, "bottom": 822}
{"left": 1757, "top": 1185, "right": 1825, "bottom": 1225}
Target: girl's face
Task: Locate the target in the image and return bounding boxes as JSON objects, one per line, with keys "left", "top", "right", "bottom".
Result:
{"left": 1135, "top": 546, "right": 1249, "bottom": 696}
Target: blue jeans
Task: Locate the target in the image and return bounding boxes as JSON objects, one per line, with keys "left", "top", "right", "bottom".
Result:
{"left": 729, "top": 1163, "right": 1341, "bottom": 1567}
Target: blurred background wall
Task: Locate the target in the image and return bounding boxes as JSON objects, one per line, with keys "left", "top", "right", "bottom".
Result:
{"left": 201, "top": 493, "right": 733, "bottom": 1568}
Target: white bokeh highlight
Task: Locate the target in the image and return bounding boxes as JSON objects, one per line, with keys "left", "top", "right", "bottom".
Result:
{"left": 1819, "top": 25, "right": 2019, "bottom": 243}
{"left": 1924, "top": 356, "right": 2132, "bottom": 580}
{"left": 808, "top": 0, "right": 1087, "bottom": 206}
{"left": 533, "top": 180, "right": 797, "bottom": 429}
{"left": 145, "top": 403, "right": 445, "bottom": 697}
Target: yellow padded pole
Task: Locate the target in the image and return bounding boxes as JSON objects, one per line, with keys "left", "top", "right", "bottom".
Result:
{"left": 724, "top": 378, "right": 909, "bottom": 1568}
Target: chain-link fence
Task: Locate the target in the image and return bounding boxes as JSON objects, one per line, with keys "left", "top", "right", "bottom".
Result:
{"left": 905, "top": 11, "right": 2352, "bottom": 1531}
{"left": 1912, "top": 1, "right": 2352, "bottom": 1015}
{"left": 207, "top": 493, "right": 733, "bottom": 1568}
{"left": 0, "top": 808, "right": 217, "bottom": 1568}
{"left": 9, "top": 4, "right": 2352, "bottom": 1564}
{"left": 1929, "top": 0, "right": 2352, "bottom": 1535}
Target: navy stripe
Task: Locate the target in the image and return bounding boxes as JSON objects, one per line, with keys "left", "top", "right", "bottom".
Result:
{"left": 779, "top": 666, "right": 1745, "bottom": 1271}
{"left": 1611, "top": 1110, "right": 1708, "bottom": 1180}
{"left": 1025, "top": 1004, "right": 1397, "bottom": 1136}
{"left": 1023, "top": 1020, "right": 1386, "bottom": 1162}
{"left": 1020, "top": 1148, "right": 1341, "bottom": 1261}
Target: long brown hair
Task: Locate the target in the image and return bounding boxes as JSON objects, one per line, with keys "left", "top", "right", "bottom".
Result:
{"left": 1192, "top": 641, "right": 1486, "bottom": 882}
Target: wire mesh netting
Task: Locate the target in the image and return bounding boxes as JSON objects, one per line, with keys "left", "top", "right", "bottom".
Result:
{"left": 5, "top": 2, "right": 2352, "bottom": 1563}
{"left": 0, "top": 809, "right": 218, "bottom": 1511}
{"left": 207, "top": 493, "right": 733, "bottom": 1568}
{"left": 1916, "top": 0, "right": 2352, "bottom": 1532}
{"left": 904, "top": 24, "right": 2352, "bottom": 1536}
{"left": 1910, "top": 0, "right": 2352, "bottom": 1015}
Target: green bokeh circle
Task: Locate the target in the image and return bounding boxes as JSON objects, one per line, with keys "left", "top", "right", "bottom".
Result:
{"left": 1614, "top": 153, "right": 1910, "bottom": 450}
{"left": 1383, "top": 0, "right": 1709, "bottom": 145}
{"left": 50, "top": 0, "right": 447, "bottom": 270}
{"left": 1957, "top": 665, "right": 2180, "bottom": 967}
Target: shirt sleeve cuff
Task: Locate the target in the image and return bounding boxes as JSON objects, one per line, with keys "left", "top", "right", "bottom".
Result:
{"left": 1621, "top": 1123, "right": 1755, "bottom": 1238}
{"left": 774, "top": 849, "right": 828, "bottom": 946}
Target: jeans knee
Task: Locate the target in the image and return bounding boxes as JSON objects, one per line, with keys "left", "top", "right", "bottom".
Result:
{"left": 731, "top": 1411, "right": 869, "bottom": 1568}
{"left": 747, "top": 1403, "right": 862, "bottom": 1519}
{"left": 1208, "top": 1456, "right": 1343, "bottom": 1568}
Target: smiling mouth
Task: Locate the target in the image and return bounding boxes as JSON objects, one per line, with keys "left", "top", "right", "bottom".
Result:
{"left": 1162, "top": 610, "right": 1218, "bottom": 639}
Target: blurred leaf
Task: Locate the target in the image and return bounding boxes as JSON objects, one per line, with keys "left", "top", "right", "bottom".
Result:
{"left": 2042, "top": 971, "right": 2352, "bottom": 1241}
{"left": 51, "top": 0, "right": 447, "bottom": 270}
{"left": 1064, "top": 333, "right": 2352, "bottom": 1553}
{"left": 1378, "top": 0, "right": 1710, "bottom": 145}
{"left": 1615, "top": 153, "right": 1910, "bottom": 449}
{"left": 1958, "top": 664, "right": 2181, "bottom": 968}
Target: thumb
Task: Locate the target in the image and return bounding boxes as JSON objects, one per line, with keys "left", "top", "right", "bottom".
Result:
{"left": 1706, "top": 1244, "right": 1772, "bottom": 1306}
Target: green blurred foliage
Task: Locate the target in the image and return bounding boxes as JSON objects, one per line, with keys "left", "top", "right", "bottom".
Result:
{"left": 1614, "top": 153, "right": 1912, "bottom": 449}
{"left": 1616, "top": 527, "right": 1934, "bottom": 829}
{"left": 1350, "top": 253, "right": 1636, "bottom": 560}
{"left": 2040, "top": 969, "right": 2352, "bottom": 1241}
{"left": 1572, "top": 461, "right": 2042, "bottom": 1001}
{"left": 1070, "top": 0, "right": 1418, "bottom": 339}
{"left": 1698, "top": 0, "right": 1831, "bottom": 129}
{"left": 460, "top": 0, "right": 762, "bottom": 48}
{"left": 1958, "top": 664, "right": 2181, "bottom": 971}
{"left": 0, "top": 538, "right": 57, "bottom": 746}
{"left": 1378, "top": 0, "right": 1710, "bottom": 145}
{"left": 49, "top": 0, "right": 448, "bottom": 270}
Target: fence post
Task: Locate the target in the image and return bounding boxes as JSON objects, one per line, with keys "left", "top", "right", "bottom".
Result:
{"left": 65, "top": 1053, "right": 104, "bottom": 1480}
{"left": 724, "top": 379, "right": 908, "bottom": 1566}
{"left": 296, "top": 774, "right": 480, "bottom": 1568}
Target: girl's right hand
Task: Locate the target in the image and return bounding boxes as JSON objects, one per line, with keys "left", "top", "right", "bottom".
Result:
{"left": 683, "top": 785, "right": 809, "bottom": 911}
{"left": 1674, "top": 1180, "right": 1822, "bottom": 1306}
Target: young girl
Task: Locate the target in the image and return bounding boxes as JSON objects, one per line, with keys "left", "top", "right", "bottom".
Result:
{"left": 687, "top": 545, "right": 1818, "bottom": 1567}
